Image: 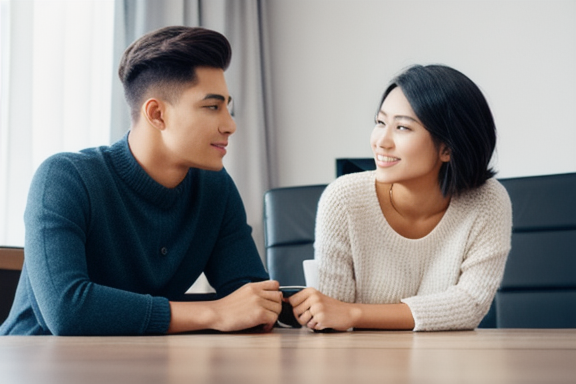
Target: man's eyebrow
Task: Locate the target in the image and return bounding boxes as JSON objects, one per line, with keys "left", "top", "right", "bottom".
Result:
{"left": 203, "top": 93, "right": 233, "bottom": 105}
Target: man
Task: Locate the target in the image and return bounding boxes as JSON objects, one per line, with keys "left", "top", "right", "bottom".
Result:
{"left": 0, "top": 26, "right": 282, "bottom": 335}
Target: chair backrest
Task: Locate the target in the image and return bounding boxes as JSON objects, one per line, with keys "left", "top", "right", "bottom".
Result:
{"left": 263, "top": 185, "right": 327, "bottom": 286}
{"left": 0, "top": 246, "right": 24, "bottom": 324}
{"left": 336, "top": 158, "right": 375, "bottom": 178}
{"left": 480, "top": 172, "right": 576, "bottom": 328}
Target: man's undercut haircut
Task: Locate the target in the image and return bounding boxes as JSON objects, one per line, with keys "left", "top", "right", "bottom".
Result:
{"left": 118, "top": 26, "right": 232, "bottom": 121}
{"left": 378, "top": 64, "right": 497, "bottom": 197}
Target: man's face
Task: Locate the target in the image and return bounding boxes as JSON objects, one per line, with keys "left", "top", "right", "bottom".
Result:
{"left": 161, "top": 66, "right": 236, "bottom": 172}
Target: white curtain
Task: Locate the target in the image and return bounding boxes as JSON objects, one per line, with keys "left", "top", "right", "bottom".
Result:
{"left": 0, "top": 0, "right": 273, "bottom": 293}
{"left": 220, "top": 0, "right": 277, "bottom": 260}
{"left": 0, "top": 0, "right": 115, "bottom": 246}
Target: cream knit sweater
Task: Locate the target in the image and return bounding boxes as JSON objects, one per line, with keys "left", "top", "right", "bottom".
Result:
{"left": 315, "top": 171, "right": 512, "bottom": 331}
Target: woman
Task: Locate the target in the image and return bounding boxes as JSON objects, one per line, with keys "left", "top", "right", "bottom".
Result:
{"left": 288, "top": 65, "right": 512, "bottom": 331}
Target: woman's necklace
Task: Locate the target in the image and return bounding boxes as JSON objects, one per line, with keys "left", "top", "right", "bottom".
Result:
{"left": 389, "top": 183, "right": 402, "bottom": 216}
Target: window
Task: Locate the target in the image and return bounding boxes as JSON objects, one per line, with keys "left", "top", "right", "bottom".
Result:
{"left": 0, "top": 0, "right": 115, "bottom": 245}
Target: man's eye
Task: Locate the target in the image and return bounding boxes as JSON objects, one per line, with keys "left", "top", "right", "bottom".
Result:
{"left": 205, "top": 105, "right": 219, "bottom": 110}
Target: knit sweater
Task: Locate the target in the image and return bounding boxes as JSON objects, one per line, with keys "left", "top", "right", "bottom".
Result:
{"left": 0, "top": 133, "right": 268, "bottom": 336}
{"left": 315, "top": 171, "right": 512, "bottom": 331}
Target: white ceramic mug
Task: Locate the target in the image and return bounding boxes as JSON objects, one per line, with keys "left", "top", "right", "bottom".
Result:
{"left": 302, "top": 259, "right": 319, "bottom": 289}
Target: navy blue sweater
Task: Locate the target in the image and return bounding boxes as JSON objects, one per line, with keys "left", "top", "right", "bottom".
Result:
{"left": 0, "top": 134, "right": 268, "bottom": 335}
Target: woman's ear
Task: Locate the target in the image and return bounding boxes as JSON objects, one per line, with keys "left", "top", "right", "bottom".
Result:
{"left": 440, "top": 144, "right": 451, "bottom": 162}
{"left": 141, "top": 98, "right": 166, "bottom": 131}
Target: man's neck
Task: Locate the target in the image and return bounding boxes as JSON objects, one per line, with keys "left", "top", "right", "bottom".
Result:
{"left": 127, "top": 126, "right": 188, "bottom": 189}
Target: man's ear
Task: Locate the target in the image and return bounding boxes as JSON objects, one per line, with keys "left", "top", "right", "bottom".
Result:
{"left": 141, "top": 98, "right": 166, "bottom": 131}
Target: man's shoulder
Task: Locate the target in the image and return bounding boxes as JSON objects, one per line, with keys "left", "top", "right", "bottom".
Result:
{"left": 40, "top": 146, "right": 107, "bottom": 169}
{"left": 33, "top": 146, "right": 111, "bottom": 188}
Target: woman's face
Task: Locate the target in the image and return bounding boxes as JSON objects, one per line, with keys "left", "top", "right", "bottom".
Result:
{"left": 370, "top": 87, "right": 450, "bottom": 187}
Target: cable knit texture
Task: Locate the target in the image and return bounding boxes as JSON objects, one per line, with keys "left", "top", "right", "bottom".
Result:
{"left": 315, "top": 171, "right": 512, "bottom": 331}
{"left": 0, "top": 133, "right": 268, "bottom": 336}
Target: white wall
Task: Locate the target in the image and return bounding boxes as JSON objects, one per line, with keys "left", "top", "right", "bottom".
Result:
{"left": 264, "top": 0, "right": 576, "bottom": 188}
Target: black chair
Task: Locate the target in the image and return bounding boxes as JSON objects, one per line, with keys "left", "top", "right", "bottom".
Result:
{"left": 0, "top": 246, "right": 24, "bottom": 324}
{"left": 479, "top": 172, "right": 576, "bottom": 328}
{"left": 263, "top": 185, "right": 327, "bottom": 286}
{"left": 336, "top": 158, "right": 375, "bottom": 178}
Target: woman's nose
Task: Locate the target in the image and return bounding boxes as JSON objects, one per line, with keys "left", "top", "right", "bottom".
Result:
{"left": 376, "top": 127, "right": 393, "bottom": 148}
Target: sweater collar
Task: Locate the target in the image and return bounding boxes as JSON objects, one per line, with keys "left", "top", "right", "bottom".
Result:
{"left": 108, "top": 132, "right": 192, "bottom": 209}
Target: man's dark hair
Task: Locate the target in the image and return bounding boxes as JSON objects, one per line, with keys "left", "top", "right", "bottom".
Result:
{"left": 379, "top": 64, "right": 497, "bottom": 197}
{"left": 118, "top": 26, "right": 232, "bottom": 121}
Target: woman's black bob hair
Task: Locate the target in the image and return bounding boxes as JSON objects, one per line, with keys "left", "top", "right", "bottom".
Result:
{"left": 379, "top": 64, "right": 497, "bottom": 197}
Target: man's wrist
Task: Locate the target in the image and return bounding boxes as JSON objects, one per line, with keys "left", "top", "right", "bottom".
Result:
{"left": 167, "top": 301, "right": 218, "bottom": 334}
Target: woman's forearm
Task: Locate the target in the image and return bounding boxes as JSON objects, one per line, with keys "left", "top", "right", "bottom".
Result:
{"left": 349, "top": 302, "right": 415, "bottom": 330}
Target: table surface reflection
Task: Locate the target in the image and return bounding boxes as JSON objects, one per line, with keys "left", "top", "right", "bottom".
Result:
{"left": 1, "top": 328, "right": 576, "bottom": 384}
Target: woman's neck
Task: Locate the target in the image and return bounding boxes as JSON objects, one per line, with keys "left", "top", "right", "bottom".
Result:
{"left": 375, "top": 179, "right": 451, "bottom": 239}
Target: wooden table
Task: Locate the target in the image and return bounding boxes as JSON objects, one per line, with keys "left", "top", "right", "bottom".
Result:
{"left": 1, "top": 328, "right": 575, "bottom": 384}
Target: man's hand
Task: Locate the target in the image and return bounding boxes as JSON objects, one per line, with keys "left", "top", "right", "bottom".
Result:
{"left": 167, "top": 280, "right": 282, "bottom": 334}
{"left": 211, "top": 280, "right": 282, "bottom": 332}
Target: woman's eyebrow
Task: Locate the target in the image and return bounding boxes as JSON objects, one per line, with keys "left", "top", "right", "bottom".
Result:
{"left": 379, "top": 110, "right": 418, "bottom": 123}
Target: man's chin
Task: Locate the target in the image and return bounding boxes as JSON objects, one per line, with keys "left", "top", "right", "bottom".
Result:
{"left": 192, "top": 163, "right": 224, "bottom": 172}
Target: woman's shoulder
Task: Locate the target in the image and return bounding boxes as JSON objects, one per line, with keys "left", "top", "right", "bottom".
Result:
{"left": 467, "top": 177, "right": 509, "bottom": 201}
{"left": 317, "top": 171, "right": 376, "bottom": 213}
{"left": 323, "top": 171, "right": 375, "bottom": 200}
{"left": 456, "top": 177, "right": 512, "bottom": 216}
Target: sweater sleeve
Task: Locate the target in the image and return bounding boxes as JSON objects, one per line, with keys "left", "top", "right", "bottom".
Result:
{"left": 315, "top": 180, "right": 357, "bottom": 303}
{"left": 402, "top": 180, "right": 512, "bottom": 331}
{"left": 24, "top": 155, "right": 171, "bottom": 336}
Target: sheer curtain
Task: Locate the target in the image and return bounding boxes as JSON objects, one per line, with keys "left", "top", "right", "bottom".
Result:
{"left": 0, "top": 0, "right": 115, "bottom": 246}
{"left": 0, "top": 0, "right": 274, "bottom": 291}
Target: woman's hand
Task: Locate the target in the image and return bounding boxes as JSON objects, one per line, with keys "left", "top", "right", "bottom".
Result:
{"left": 288, "top": 288, "right": 359, "bottom": 331}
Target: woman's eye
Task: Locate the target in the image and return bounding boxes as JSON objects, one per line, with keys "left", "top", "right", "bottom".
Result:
{"left": 205, "top": 105, "right": 219, "bottom": 110}
{"left": 397, "top": 125, "right": 410, "bottom": 131}
{"left": 375, "top": 119, "right": 385, "bottom": 126}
